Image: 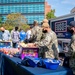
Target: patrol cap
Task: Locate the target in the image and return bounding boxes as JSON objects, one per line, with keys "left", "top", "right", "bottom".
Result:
{"left": 42, "top": 23, "right": 49, "bottom": 28}
{"left": 67, "top": 21, "right": 75, "bottom": 28}
{"left": 43, "top": 19, "right": 48, "bottom": 23}
{"left": 70, "top": 21, "right": 75, "bottom": 27}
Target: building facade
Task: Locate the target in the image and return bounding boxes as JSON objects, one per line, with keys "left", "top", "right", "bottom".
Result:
{"left": 0, "top": 0, "right": 45, "bottom": 25}
{"left": 45, "top": 2, "right": 51, "bottom": 18}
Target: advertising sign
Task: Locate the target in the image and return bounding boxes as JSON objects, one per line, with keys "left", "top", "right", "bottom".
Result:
{"left": 51, "top": 17, "right": 74, "bottom": 39}
{"left": 58, "top": 39, "right": 70, "bottom": 52}
{"left": 20, "top": 47, "right": 39, "bottom": 60}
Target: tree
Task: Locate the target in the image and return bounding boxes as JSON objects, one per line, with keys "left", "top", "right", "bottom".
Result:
{"left": 6, "top": 13, "right": 27, "bottom": 26}
{"left": 0, "top": 16, "right": 2, "bottom": 23}
{"left": 2, "top": 24, "right": 14, "bottom": 31}
{"left": 46, "top": 9, "right": 56, "bottom": 19}
{"left": 2, "top": 13, "right": 30, "bottom": 31}
{"left": 0, "top": 16, "right": 3, "bottom": 26}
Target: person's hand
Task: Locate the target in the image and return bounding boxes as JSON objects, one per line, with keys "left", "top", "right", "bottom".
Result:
{"left": 27, "top": 43, "right": 37, "bottom": 47}
{"left": 27, "top": 43, "right": 34, "bottom": 47}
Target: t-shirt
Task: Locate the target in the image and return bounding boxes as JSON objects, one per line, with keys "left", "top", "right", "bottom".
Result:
{"left": 2, "top": 30, "right": 10, "bottom": 41}
{"left": 20, "top": 31, "right": 26, "bottom": 41}
{"left": 11, "top": 31, "right": 20, "bottom": 43}
{"left": 26, "top": 30, "right": 31, "bottom": 39}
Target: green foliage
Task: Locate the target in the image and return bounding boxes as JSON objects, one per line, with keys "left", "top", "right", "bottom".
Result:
{"left": 6, "top": 13, "right": 27, "bottom": 26}
{"left": 1, "top": 13, "right": 30, "bottom": 32}
{"left": 0, "top": 16, "right": 3, "bottom": 25}
{"left": 19, "top": 24, "right": 30, "bottom": 32}
{"left": 46, "top": 9, "right": 56, "bottom": 19}
{"left": 0, "top": 23, "right": 30, "bottom": 32}
{"left": 1, "top": 23, "right": 14, "bottom": 32}
{"left": 0, "top": 17, "right": 2, "bottom": 24}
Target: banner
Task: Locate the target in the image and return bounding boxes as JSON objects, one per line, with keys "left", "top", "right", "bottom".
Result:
{"left": 51, "top": 17, "right": 74, "bottom": 39}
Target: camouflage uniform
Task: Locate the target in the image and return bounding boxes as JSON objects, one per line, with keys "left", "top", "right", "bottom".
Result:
{"left": 41, "top": 32, "right": 46, "bottom": 41}
{"left": 68, "top": 34, "right": 75, "bottom": 70}
{"left": 30, "top": 26, "right": 42, "bottom": 42}
{"left": 65, "top": 21, "right": 75, "bottom": 74}
{"left": 34, "top": 30, "right": 59, "bottom": 59}
{"left": 68, "top": 34, "right": 75, "bottom": 54}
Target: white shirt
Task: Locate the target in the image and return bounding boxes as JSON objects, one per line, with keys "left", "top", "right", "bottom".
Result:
{"left": 2, "top": 30, "right": 10, "bottom": 41}
{"left": 26, "top": 30, "right": 31, "bottom": 39}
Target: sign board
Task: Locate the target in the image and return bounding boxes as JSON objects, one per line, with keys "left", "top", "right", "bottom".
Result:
{"left": 0, "top": 41, "right": 12, "bottom": 48}
{"left": 20, "top": 47, "right": 39, "bottom": 60}
{"left": 51, "top": 17, "right": 74, "bottom": 39}
{"left": 58, "top": 39, "right": 70, "bottom": 52}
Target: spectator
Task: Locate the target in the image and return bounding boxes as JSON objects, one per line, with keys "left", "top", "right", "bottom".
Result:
{"left": 19, "top": 29, "right": 26, "bottom": 42}
{"left": 63, "top": 43, "right": 69, "bottom": 52}
{"left": 25, "top": 26, "right": 32, "bottom": 43}
{"left": 11, "top": 26, "right": 20, "bottom": 48}
{"left": 0, "top": 27, "right": 10, "bottom": 41}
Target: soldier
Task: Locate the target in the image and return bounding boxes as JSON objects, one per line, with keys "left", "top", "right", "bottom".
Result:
{"left": 40, "top": 19, "right": 49, "bottom": 41}
{"left": 30, "top": 20, "right": 42, "bottom": 42}
{"left": 66, "top": 21, "right": 75, "bottom": 72}
{"left": 28, "top": 21, "right": 59, "bottom": 59}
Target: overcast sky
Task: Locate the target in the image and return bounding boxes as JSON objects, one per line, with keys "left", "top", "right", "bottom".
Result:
{"left": 46, "top": 0, "right": 75, "bottom": 17}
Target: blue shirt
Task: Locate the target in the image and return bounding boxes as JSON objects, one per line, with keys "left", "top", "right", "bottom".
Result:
{"left": 20, "top": 30, "right": 26, "bottom": 41}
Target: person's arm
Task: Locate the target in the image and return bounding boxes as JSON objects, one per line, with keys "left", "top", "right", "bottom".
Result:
{"left": 34, "top": 34, "right": 51, "bottom": 47}
{"left": 30, "top": 29, "right": 34, "bottom": 38}
{"left": 36, "top": 28, "right": 42, "bottom": 42}
{"left": 18, "top": 32, "right": 20, "bottom": 40}
{"left": 11, "top": 30, "right": 14, "bottom": 39}
{"left": 8, "top": 31, "right": 11, "bottom": 40}
{"left": 52, "top": 43, "right": 59, "bottom": 59}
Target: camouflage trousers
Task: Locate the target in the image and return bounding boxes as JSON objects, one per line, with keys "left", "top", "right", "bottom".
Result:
{"left": 66, "top": 51, "right": 75, "bottom": 69}
{"left": 45, "top": 50, "right": 54, "bottom": 59}
{"left": 38, "top": 46, "right": 54, "bottom": 59}
{"left": 69, "top": 58, "right": 75, "bottom": 70}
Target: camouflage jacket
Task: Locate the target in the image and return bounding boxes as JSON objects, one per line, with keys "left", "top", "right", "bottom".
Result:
{"left": 65, "top": 34, "right": 75, "bottom": 69}
{"left": 67, "top": 34, "right": 75, "bottom": 57}
{"left": 35, "top": 30, "right": 59, "bottom": 59}
{"left": 30, "top": 26, "right": 42, "bottom": 42}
